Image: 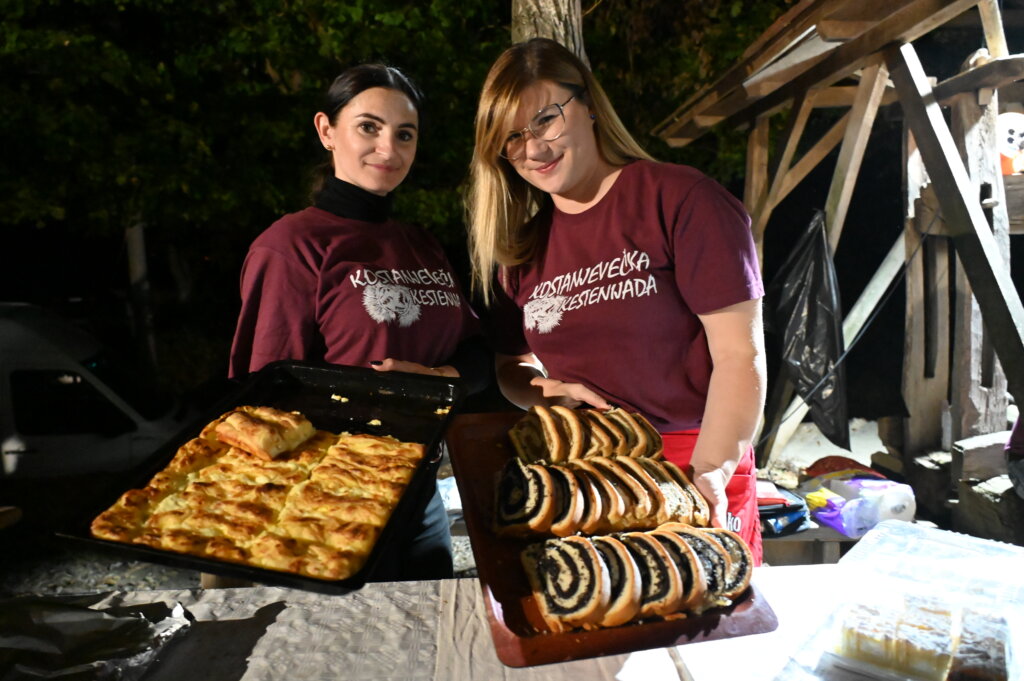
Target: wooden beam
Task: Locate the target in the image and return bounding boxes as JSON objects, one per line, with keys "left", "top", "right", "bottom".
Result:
{"left": 887, "top": 42, "right": 1024, "bottom": 405}
{"left": 746, "top": 115, "right": 770, "bottom": 266}
{"left": 825, "top": 60, "right": 891, "bottom": 252}
{"left": 818, "top": 0, "right": 919, "bottom": 41}
{"left": 811, "top": 85, "right": 898, "bottom": 108}
{"left": 933, "top": 56, "right": 1024, "bottom": 105}
{"left": 978, "top": 0, "right": 1009, "bottom": 59}
{"left": 777, "top": 110, "right": 849, "bottom": 201}
{"left": 661, "top": 0, "right": 983, "bottom": 146}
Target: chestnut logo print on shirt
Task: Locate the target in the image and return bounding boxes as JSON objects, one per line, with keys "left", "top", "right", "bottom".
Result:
{"left": 349, "top": 266, "right": 463, "bottom": 327}
{"left": 525, "top": 249, "right": 657, "bottom": 334}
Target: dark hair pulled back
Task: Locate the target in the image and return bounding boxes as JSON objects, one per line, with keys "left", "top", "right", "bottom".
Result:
{"left": 311, "top": 64, "right": 423, "bottom": 198}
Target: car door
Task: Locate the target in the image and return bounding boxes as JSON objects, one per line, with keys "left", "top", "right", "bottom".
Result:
{"left": 3, "top": 366, "right": 139, "bottom": 478}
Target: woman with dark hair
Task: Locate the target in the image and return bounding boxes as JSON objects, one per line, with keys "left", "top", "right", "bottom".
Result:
{"left": 468, "top": 39, "right": 767, "bottom": 563}
{"left": 229, "top": 64, "right": 488, "bottom": 580}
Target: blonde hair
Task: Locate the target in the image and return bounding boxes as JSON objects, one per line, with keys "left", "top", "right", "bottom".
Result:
{"left": 467, "top": 38, "right": 654, "bottom": 304}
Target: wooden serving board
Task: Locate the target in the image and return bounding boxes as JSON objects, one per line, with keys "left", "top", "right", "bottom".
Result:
{"left": 445, "top": 411, "right": 779, "bottom": 668}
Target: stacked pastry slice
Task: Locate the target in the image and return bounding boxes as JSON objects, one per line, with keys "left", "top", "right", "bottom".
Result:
{"left": 521, "top": 525, "right": 752, "bottom": 632}
{"left": 91, "top": 406, "right": 425, "bottom": 581}
{"left": 494, "top": 455, "right": 710, "bottom": 536}
{"left": 509, "top": 406, "right": 663, "bottom": 462}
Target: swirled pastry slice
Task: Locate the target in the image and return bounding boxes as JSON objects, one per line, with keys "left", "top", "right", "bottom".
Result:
{"left": 631, "top": 412, "right": 664, "bottom": 458}
{"left": 550, "top": 406, "right": 586, "bottom": 460}
{"left": 660, "top": 524, "right": 733, "bottom": 608}
{"left": 703, "top": 528, "right": 753, "bottom": 600}
{"left": 591, "top": 536, "right": 643, "bottom": 627}
{"left": 548, "top": 465, "right": 584, "bottom": 537}
{"left": 617, "top": 531, "right": 684, "bottom": 619}
{"left": 614, "top": 456, "right": 669, "bottom": 525}
{"left": 570, "top": 467, "right": 604, "bottom": 535}
{"left": 658, "top": 459, "right": 711, "bottom": 527}
{"left": 587, "top": 456, "right": 652, "bottom": 526}
{"left": 650, "top": 529, "right": 709, "bottom": 614}
{"left": 636, "top": 458, "right": 694, "bottom": 525}
{"left": 521, "top": 536, "right": 611, "bottom": 632}
{"left": 605, "top": 409, "right": 649, "bottom": 458}
{"left": 569, "top": 460, "right": 626, "bottom": 533}
{"left": 203, "top": 405, "right": 315, "bottom": 460}
{"left": 585, "top": 409, "right": 630, "bottom": 457}
{"left": 494, "top": 457, "right": 552, "bottom": 536}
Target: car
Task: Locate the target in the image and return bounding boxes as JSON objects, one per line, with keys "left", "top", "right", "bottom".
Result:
{"left": 0, "top": 303, "right": 189, "bottom": 478}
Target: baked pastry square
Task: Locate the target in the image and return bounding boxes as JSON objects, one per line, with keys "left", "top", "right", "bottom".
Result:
{"left": 202, "top": 405, "right": 315, "bottom": 460}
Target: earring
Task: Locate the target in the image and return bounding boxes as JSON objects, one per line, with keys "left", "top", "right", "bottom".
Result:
{"left": 325, "top": 144, "right": 334, "bottom": 151}
{"left": 590, "top": 114, "right": 596, "bottom": 120}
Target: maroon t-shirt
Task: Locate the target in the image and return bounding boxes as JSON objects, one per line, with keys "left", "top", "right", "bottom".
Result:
{"left": 492, "top": 160, "right": 763, "bottom": 432}
{"left": 229, "top": 207, "right": 479, "bottom": 378}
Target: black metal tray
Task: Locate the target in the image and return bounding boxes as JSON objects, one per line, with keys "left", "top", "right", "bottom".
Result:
{"left": 57, "top": 360, "right": 466, "bottom": 594}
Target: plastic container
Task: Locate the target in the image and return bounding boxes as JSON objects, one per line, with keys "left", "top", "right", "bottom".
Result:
{"left": 775, "top": 520, "right": 1023, "bottom": 681}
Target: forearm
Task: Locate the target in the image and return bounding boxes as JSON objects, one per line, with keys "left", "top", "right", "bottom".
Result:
{"left": 689, "top": 354, "right": 766, "bottom": 479}
{"left": 495, "top": 354, "right": 549, "bottom": 410}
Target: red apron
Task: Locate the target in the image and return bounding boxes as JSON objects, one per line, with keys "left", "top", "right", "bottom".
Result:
{"left": 661, "top": 430, "right": 763, "bottom": 566}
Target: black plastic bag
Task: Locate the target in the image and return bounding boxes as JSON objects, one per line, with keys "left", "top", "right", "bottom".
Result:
{"left": 766, "top": 210, "right": 850, "bottom": 450}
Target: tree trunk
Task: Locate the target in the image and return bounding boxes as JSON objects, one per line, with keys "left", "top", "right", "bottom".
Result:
{"left": 125, "top": 220, "right": 159, "bottom": 376}
{"left": 511, "top": 0, "right": 589, "bottom": 66}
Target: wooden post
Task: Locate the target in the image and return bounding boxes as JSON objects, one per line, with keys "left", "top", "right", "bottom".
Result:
{"left": 887, "top": 42, "right": 1024, "bottom": 408}
{"left": 949, "top": 49, "right": 1010, "bottom": 441}
{"left": 746, "top": 115, "right": 770, "bottom": 265}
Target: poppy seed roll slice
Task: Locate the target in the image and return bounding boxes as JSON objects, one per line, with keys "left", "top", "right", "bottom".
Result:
{"left": 521, "top": 536, "right": 610, "bottom": 632}
{"left": 591, "top": 535, "right": 643, "bottom": 627}
{"left": 617, "top": 531, "right": 684, "bottom": 618}
{"left": 704, "top": 528, "right": 753, "bottom": 600}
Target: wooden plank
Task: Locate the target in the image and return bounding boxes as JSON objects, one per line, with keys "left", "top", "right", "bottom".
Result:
{"left": 745, "top": 116, "right": 770, "bottom": 218}
{"left": 900, "top": 203, "right": 950, "bottom": 458}
{"left": 764, "top": 233, "right": 908, "bottom": 464}
{"left": 825, "top": 60, "right": 890, "bottom": 252}
{"left": 818, "top": 0, "right": 918, "bottom": 41}
{"left": 811, "top": 85, "right": 898, "bottom": 108}
{"left": 933, "top": 56, "right": 1024, "bottom": 105}
{"left": 887, "top": 42, "right": 1024, "bottom": 406}
{"left": 743, "top": 33, "right": 838, "bottom": 98}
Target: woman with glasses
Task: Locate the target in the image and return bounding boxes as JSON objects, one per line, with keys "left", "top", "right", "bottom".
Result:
{"left": 228, "top": 64, "right": 488, "bottom": 581}
{"left": 468, "top": 38, "right": 767, "bottom": 563}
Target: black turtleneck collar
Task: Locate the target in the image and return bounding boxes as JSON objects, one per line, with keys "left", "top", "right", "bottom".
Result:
{"left": 314, "top": 176, "right": 394, "bottom": 223}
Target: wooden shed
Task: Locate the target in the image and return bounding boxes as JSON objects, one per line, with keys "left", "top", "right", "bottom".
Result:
{"left": 652, "top": 0, "right": 1024, "bottom": 473}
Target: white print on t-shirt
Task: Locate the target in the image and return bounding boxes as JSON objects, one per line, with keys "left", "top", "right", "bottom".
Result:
{"left": 524, "top": 248, "right": 657, "bottom": 334}
{"left": 350, "top": 266, "right": 462, "bottom": 327}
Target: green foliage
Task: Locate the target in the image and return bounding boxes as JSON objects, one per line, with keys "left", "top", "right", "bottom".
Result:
{"left": 585, "top": 0, "right": 794, "bottom": 185}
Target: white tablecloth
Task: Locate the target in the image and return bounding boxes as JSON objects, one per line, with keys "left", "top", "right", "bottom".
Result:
{"left": 92, "top": 565, "right": 828, "bottom": 681}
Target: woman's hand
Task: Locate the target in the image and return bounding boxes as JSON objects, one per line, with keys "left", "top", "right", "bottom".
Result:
{"left": 690, "top": 462, "right": 731, "bottom": 529}
{"left": 370, "top": 358, "right": 458, "bottom": 378}
{"left": 528, "top": 377, "right": 611, "bottom": 410}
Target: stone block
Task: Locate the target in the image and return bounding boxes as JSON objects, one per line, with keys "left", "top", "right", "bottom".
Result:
{"left": 951, "top": 431, "right": 1010, "bottom": 483}
{"left": 953, "top": 475, "right": 1024, "bottom": 546}
{"left": 907, "top": 451, "right": 952, "bottom": 523}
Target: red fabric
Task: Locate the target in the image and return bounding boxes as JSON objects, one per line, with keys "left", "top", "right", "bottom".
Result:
{"left": 661, "top": 430, "right": 763, "bottom": 566}
{"left": 229, "top": 207, "right": 479, "bottom": 378}
{"left": 490, "top": 160, "right": 763, "bottom": 432}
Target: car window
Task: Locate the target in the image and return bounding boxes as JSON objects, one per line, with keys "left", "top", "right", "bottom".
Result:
{"left": 11, "top": 370, "right": 137, "bottom": 436}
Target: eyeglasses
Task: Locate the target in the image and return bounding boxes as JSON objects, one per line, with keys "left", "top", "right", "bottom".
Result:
{"left": 499, "top": 90, "right": 583, "bottom": 161}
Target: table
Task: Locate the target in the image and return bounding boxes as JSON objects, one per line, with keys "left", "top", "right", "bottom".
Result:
{"left": 82, "top": 564, "right": 835, "bottom": 681}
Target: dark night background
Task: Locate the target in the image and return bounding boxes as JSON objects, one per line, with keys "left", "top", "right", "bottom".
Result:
{"left": 3, "top": 1, "right": 1024, "bottom": 426}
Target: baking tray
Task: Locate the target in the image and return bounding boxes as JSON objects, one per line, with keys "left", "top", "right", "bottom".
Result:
{"left": 446, "top": 411, "right": 779, "bottom": 668}
{"left": 57, "top": 360, "right": 466, "bottom": 594}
